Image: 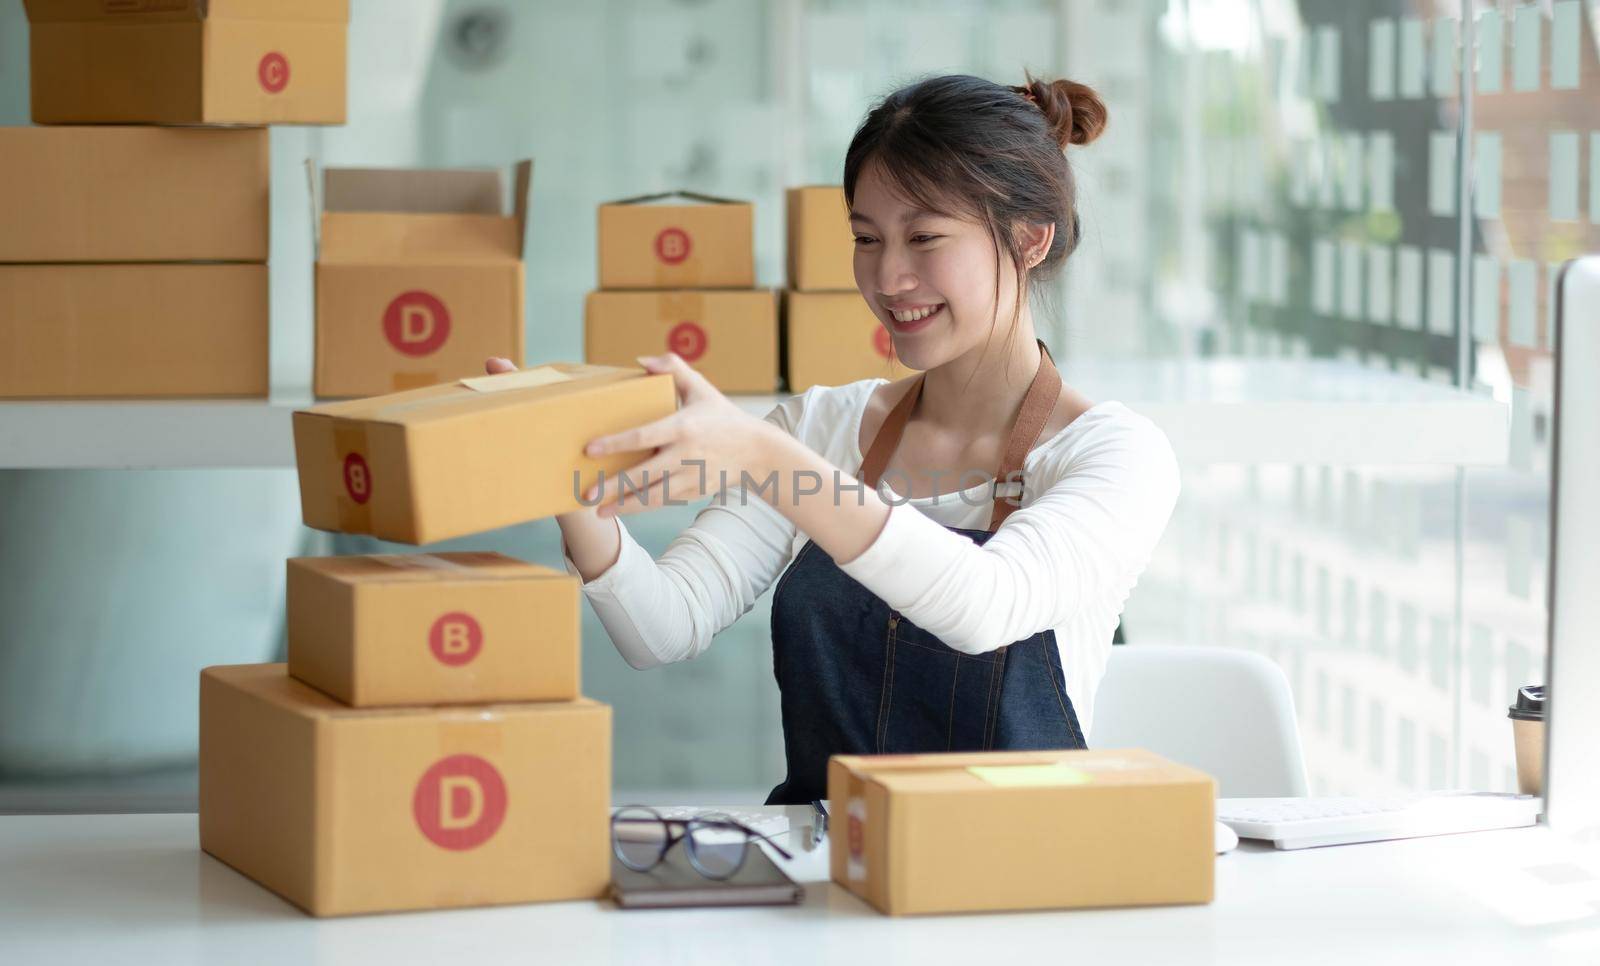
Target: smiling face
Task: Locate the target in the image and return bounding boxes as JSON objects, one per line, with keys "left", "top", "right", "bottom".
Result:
{"left": 849, "top": 158, "right": 1030, "bottom": 372}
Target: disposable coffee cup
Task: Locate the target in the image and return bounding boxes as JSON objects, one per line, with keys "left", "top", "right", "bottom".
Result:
{"left": 1508, "top": 685, "right": 1545, "bottom": 796}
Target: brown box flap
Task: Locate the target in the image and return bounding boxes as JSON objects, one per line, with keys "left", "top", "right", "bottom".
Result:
{"left": 601, "top": 189, "right": 749, "bottom": 207}
{"left": 25, "top": 0, "right": 348, "bottom": 23}
{"left": 290, "top": 552, "right": 569, "bottom": 584}
{"left": 298, "top": 362, "right": 665, "bottom": 427}
{"left": 834, "top": 748, "right": 1215, "bottom": 793}
{"left": 204, "top": 663, "right": 603, "bottom": 721}
{"left": 316, "top": 161, "right": 533, "bottom": 261}
{"left": 324, "top": 167, "right": 503, "bottom": 215}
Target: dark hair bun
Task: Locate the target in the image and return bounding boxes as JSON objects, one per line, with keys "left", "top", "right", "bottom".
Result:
{"left": 1020, "top": 75, "right": 1108, "bottom": 150}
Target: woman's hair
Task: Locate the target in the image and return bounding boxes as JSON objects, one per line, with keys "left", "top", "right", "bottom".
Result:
{"left": 843, "top": 72, "right": 1108, "bottom": 360}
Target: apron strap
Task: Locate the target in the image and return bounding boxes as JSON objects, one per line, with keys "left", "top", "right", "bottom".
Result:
{"left": 988, "top": 341, "right": 1061, "bottom": 530}
{"left": 858, "top": 372, "right": 924, "bottom": 491}
{"left": 858, "top": 339, "right": 1062, "bottom": 533}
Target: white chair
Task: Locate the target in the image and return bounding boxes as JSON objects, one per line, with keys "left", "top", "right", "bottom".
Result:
{"left": 1089, "top": 644, "right": 1309, "bottom": 798}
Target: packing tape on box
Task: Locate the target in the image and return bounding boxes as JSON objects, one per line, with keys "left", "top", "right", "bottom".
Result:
{"left": 459, "top": 366, "right": 573, "bottom": 393}
{"left": 656, "top": 292, "right": 706, "bottom": 356}
{"left": 654, "top": 244, "right": 700, "bottom": 288}
{"left": 392, "top": 371, "right": 438, "bottom": 392}
{"left": 436, "top": 712, "right": 506, "bottom": 754}
{"left": 367, "top": 553, "right": 473, "bottom": 572}
{"left": 331, "top": 421, "right": 374, "bottom": 535}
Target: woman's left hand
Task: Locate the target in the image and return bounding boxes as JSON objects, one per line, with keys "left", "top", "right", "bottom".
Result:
{"left": 584, "top": 353, "right": 778, "bottom": 517}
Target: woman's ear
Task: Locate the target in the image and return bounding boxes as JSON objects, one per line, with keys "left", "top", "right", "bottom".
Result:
{"left": 1017, "top": 221, "right": 1055, "bottom": 270}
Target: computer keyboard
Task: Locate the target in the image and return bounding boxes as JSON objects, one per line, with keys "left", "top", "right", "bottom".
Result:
{"left": 1217, "top": 792, "right": 1542, "bottom": 850}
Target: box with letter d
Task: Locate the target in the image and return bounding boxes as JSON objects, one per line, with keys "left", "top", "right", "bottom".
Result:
{"left": 311, "top": 161, "right": 531, "bottom": 398}
{"left": 200, "top": 664, "right": 610, "bottom": 917}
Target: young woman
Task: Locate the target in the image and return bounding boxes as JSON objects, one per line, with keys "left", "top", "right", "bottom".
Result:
{"left": 488, "top": 73, "right": 1180, "bottom": 805}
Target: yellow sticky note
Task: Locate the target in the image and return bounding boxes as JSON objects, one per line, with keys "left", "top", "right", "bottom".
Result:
{"left": 967, "top": 764, "right": 1093, "bottom": 788}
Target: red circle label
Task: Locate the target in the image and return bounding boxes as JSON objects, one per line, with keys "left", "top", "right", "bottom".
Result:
{"left": 342, "top": 452, "right": 372, "bottom": 505}
{"left": 872, "top": 327, "right": 894, "bottom": 361}
{"left": 413, "top": 754, "right": 508, "bottom": 851}
{"left": 429, "top": 612, "right": 483, "bottom": 666}
{"left": 654, "top": 227, "right": 692, "bottom": 265}
{"left": 667, "top": 321, "right": 708, "bottom": 362}
{"left": 258, "top": 52, "right": 290, "bottom": 94}
{"left": 383, "top": 291, "right": 452, "bottom": 357}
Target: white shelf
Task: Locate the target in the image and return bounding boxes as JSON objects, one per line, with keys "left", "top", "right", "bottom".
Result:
{"left": 0, "top": 359, "right": 1507, "bottom": 469}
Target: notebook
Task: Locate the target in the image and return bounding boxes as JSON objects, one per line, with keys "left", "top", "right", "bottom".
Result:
{"left": 608, "top": 842, "right": 804, "bottom": 909}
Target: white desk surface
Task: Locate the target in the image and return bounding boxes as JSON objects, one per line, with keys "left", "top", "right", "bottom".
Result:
{"left": 1, "top": 808, "right": 1597, "bottom": 966}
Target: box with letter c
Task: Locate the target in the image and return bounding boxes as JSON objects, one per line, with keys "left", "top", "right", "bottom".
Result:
{"left": 585, "top": 289, "right": 778, "bottom": 394}
{"left": 24, "top": 0, "right": 349, "bottom": 125}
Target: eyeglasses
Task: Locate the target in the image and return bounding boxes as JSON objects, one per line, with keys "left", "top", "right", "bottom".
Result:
{"left": 610, "top": 805, "right": 794, "bottom": 880}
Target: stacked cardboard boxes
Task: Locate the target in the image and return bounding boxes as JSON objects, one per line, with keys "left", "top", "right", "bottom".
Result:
{"left": 585, "top": 192, "right": 778, "bottom": 394}
{"left": 783, "top": 186, "right": 916, "bottom": 392}
{"left": 311, "top": 162, "right": 532, "bottom": 398}
{"left": 201, "top": 551, "right": 611, "bottom": 917}
{"left": 202, "top": 360, "right": 682, "bottom": 915}
{"left": 7, "top": 1, "right": 352, "bottom": 398}
{"left": 208, "top": 360, "right": 677, "bottom": 915}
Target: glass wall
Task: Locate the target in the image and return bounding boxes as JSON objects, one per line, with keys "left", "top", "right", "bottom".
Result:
{"left": 0, "top": 0, "right": 1590, "bottom": 806}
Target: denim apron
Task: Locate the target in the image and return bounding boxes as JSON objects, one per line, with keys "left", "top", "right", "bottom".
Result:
{"left": 765, "top": 341, "right": 1087, "bottom": 806}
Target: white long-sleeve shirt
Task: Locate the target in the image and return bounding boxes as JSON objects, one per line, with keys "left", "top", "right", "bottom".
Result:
{"left": 562, "top": 378, "right": 1181, "bottom": 738}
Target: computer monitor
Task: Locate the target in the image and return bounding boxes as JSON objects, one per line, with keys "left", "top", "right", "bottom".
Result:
{"left": 1545, "top": 254, "right": 1600, "bottom": 841}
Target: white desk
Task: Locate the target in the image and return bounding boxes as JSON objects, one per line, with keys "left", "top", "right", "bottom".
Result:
{"left": 2, "top": 809, "right": 1597, "bottom": 965}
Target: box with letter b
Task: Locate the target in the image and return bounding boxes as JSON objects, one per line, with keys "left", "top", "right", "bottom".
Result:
{"left": 311, "top": 161, "right": 532, "bottom": 398}
{"left": 287, "top": 552, "right": 579, "bottom": 707}
{"left": 292, "top": 363, "right": 677, "bottom": 544}
{"left": 597, "top": 191, "right": 754, "bottom": 289}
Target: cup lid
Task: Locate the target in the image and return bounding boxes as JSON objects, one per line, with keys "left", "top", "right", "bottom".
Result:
{"left": 1508, "top": 684, "right": 1545, "bottom": 721}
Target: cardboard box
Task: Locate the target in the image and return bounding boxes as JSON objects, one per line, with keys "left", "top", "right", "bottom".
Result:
{"left": 585, "top": 289, "right": 778, "bottom": 394}
{"left": 287, "top": 552, "right": 580, "bottom": 707}
{"left": 786, "top": 186, "right": 856, "bottom": 291}
{"left": 597, "top": 192, "right": 754, "bottom": 290}
{"left": 199, "top": 663, "right": 611, "bottom": 917}
{"left": 0, "top": 126, "right": 269, "bottom": 263}
{"left": 829, "top": 749, "right": 1215, "bottom": 916}
{"left": 783, "top": 291, "right": 917, "bottom": 392}
{"left": 313, "top": 162, "right": 531, "bottom": 399}
{"left": 26, "top": 0, "right": 348, "bottom": 125}
{"left": 0, "top": 263, "right": 268, "bottom": 399}
{"left": 292, "top": 362, "right": 677, "bottom": 545}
